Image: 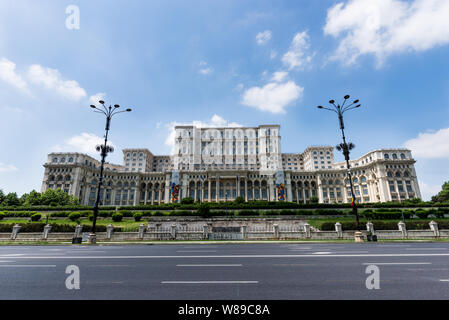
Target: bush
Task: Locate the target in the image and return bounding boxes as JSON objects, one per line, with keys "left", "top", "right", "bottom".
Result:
{"left": 119, "top": 210, "right": 133, "bottom": 217}
{"left": 112, "top": 213, "right": 123, "bottom": 222}
{"left": 234, "top": 196, "right": 245, "bottom": 204}
{"left": 197, "top": 203, "right": 210, "bottom": 218}
{"left": 181, "top": 197, "right": 194, "bottom": 205}
{"left": 88, "top": 214, "right": 94, "bottom": 222}
{"left": 415, "top": 209, "right": 429, "bottom": 219}
{"left": 237, "top": 210, "right": 258, "bottom": 216}
{"left": 0, "top": 212, "right": 4, "bottom": 220}
{"left": 30, "top": 213, "right": 42, "bottom": 221}
{"left": 68, "top": 212, "right": 81, "bottom": 221}
{"left": 133, "top": 212, "right": 143, "bottom": 221}
{"left": 152, "top": 211, "right": 164, "bottom": 216}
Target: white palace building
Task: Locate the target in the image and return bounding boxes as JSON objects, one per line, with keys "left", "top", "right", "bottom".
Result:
{"left": 41, "top": 125, "right": 421, "bottom": 206}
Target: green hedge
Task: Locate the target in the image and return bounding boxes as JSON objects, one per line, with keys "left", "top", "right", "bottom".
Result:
{"left": 321, "top": 220, "right": 449, "bottom": 231}
{"left": 0, "top": 223, "right": 115, "bottom": 233}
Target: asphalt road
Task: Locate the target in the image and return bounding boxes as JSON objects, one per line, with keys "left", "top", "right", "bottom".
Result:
{"left": 1, "top": 242, "right": 449, "bottom": 299}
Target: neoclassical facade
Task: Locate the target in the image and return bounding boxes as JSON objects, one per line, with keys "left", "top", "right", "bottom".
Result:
{"left": 41, "top": 125, "right": 421, "bottom": 206}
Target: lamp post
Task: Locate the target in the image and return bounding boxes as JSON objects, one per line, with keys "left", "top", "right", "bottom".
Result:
{"left": 87, "top": 100, "right": 132, "bottom": 244}
{"left": 317, "top": 95, "right": 363, "bottom": 241}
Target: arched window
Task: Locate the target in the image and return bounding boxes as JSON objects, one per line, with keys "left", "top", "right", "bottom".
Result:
{"left": 384, "top": 154, "right": 389, "bottom": 159}
{"left": 61, "top": 157, "right": 66, "bottom": 163}
{"left": 400, "top": 153, "right": 406, "bottom": 159}
{"left": 68, "top": 157, "right": 74, "bottom": 163}
{"left": 361, "top": 177, "right": 367, "bottom": 183}
{"left": 52, "top": 157, "right": 58, "bottom": 163}
{"left": 392, "top": 154, "right": 398, "bottom": 160}
{"left": 395, "top": 172, "right": 401, "bottom": 177}
{"left": 403, "top": 171, "right": 409, "bottom": 177}
{"left": 387, "top": 172, "right": 393, "bottom": 178}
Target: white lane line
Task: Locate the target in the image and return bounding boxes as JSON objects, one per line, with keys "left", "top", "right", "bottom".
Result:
{"left": 439, "top": 279, "right": 449, "bottom": 282}
{"left": 177, "top": 264, "right": 242, "bottom": 267}
{"left": 161, "top": 281, "right": 258, "bottom": 284}
{"left": 312, "top": 252, "right": 332, "bottom": 255}
{"left": 333, "top": 251, "right": 370, "bottom": 254}
{"left": 0, "top": 254, "right": 25, "bottom": 256}
{"left": 3, "top": 253, "right": 449, "bottom": 259}
{"left": 0, "top": 265, "right": 56, "bottom": 267}
{"left": 0, "top": 261, "right": 15, "bottom": 263}
{"left": 362, "top": 262, "right": 432, "bottom": 265}
{"left": 177, "top": 250, "right": 217, "bottom": 253}
{"left": 405, "top": 248, "right": 447, "bottom": 250}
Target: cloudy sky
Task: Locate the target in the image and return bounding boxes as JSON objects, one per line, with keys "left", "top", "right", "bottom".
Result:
{"left": 1, "top": 0, "right": 449, "bottom": 200}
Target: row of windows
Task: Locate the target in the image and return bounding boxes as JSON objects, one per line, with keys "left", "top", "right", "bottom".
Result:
{"left": 384, "top": 153, "right": 407, "bottom": 160}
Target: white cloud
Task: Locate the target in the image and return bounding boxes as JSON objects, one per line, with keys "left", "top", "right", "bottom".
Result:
{"left": 53, "top": 133, "right": 115, "bottom": 156}
{"left": 403, "top": 127, "right": 449, "bottom": 159}
{"left": 282, "top": 31, "right": 313, "bottom": 70}
{"left": 419, "top": 181, "right": 442, "bottom": 201}
{"left": 164, "top": 115, "right": 242, "bottom": 150}
{"left": 0, "top": 163, "right": 18, "bottom": 173}
{"left": 89, "top": 92, "right": 106, "bottom": 106}
{"left": 198, "top": 61, "right": 213, "bottom": 75}
{"left": 0, "top": 57, "right": 28, "bottom": 90}
{"left": 256, "top": 30, "right": 272, "bottom": 45}
{"left": 241, "top": 80, "right": 303, "bottom": 114}
{"left": 324, "top": 0, "right": 449, "bottom": 66}
{"left": 271, "top": 71, "right": 288, "bottom": 82}
{"left": 199, "top": 67, "right": 213, "bottom": 75}
{"left": 27, "top": 64, "right": 87, "bottom": 101}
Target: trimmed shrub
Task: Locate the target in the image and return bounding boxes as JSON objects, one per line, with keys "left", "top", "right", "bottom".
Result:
{"left": 0, "top": 212, "right": 5, "bottom": 220}
{"left": 152, "top": 211, "right": 164, "bottom": 216}
{"left": 415, "top": 209, "right": 429, "bottom": 219}
{"left": 118, "top": 210, "right": 133, "bottom": 217}
{"left": 112, "top": 213, "right": 123, "bottom": 222}
{"left": 234, "top": 196, "right": 245, "bottom": 204}
{"left": 68, "top": 212, "right": 81, "bottom": 222}
{"left": 181, "top": 197, "right": 194, "bottom": 205}
{"left": 197, "top": 203, "right": 210, "bottom": 218}
{"left": 236, "top": 210, "right": 258, "bottom": 216}
{"left": 30, "top": 213, "right": 42, "bottom": 221}
{"left": 88, "top": 214, "right": 94, "bottom": 222}
{"left": 133, "top": 212, "right": 143, "bottom": 222}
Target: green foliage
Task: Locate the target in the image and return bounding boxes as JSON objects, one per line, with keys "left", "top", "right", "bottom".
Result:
{"left": 30, "top": 213, "right": 42, "bottom": 221}
{"left": 112, "top": 212, "right": 123, "bottom": 222}
{"left": 0, "top": 212, "right": 5, "bottom": 220}
{"left": 2, "top": 192, "right": 20, "bottom": 206}
{"left": 180, "top": 197, "right": 194, "bottom": 204}
{"left": 237, "top": 210, "right": 258, "bottom": 216}
{"left": 309, "top": 196, "right": 319, "bottom": 204}
{"left": 197, "top": 203, "right": 210, "bottom": 218}
{"left": 432, "top": 181, "right": 449, "bottom": 203}
{"left": 415, "top": 209, "right": 429, "bottom": 219}
{"left": 88, "top": 214, "right": 94, "bottom": 222}
{"left": 0, "top": 189, "right": 4, "bottom": 204}
{"left": 234, "top": 196, "right": 245, "bottom": 204}
{"left": 133, "top": 212, "right": 143, "bottom": 221}
{"left": 118, "top": 210, "right": 133, "bottom": 217}
{"left": 68, "top": 212, "right": 81, "bottom": 221}
{"left": 152, "top": 211, "right": 164, "bottom": 216}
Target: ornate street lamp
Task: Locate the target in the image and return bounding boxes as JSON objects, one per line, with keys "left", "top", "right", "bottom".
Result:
{"left": 317, "top": 95, "right": 363, "bottom": 241}
{"left": 87, "top": 101, "right": 132, "bottom": 244}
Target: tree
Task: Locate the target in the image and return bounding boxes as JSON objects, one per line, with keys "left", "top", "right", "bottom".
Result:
{"left": 0, "top": 189, "right": 4, "bottom": 204}
{"left": 2, "top": 192, "right": 20, "bottom": 206}
{"left": 25, "top": 190, "right": 42, "bottom": 206}
{"left": 431, "top": 181, "right": 449, "bottom": 203}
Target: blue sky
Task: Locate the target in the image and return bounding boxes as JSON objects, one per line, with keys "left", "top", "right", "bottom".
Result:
{"left": 1, "top": 0, "right": 449, "bottom": 200}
